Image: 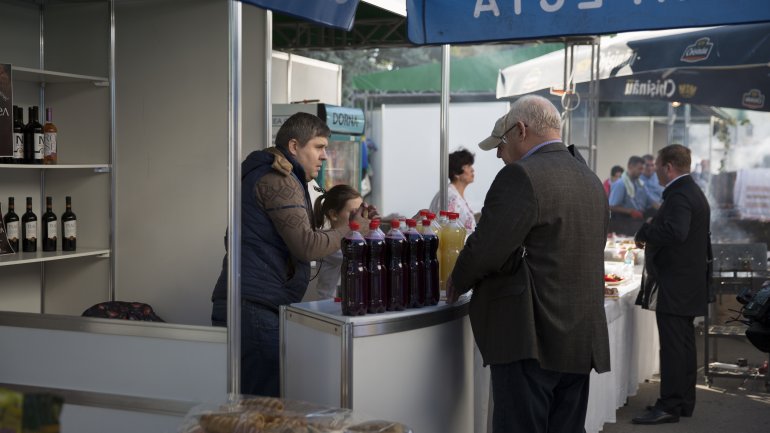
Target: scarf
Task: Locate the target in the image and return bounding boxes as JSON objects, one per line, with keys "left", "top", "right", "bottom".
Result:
{"left": 621, "top": 172, "right": 644, "bottom": 199}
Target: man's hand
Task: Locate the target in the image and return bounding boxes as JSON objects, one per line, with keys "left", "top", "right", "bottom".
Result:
{"left": 363, "top": 203, "right": 379, "bottom": 221}
{"left": 349, "top": 203, "right": 380, "bottom": 233}
{"left": 630, "top": 210, "right": 644, "bottom": 219}
{"left": 446, "top": 275, "right": 461, "bottom": 304}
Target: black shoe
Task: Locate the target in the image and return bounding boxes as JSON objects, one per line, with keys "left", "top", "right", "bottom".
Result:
{"left": 645, "top": 405, "right": 693, "bottom": 418}
{"left": 632, "top": 408, "right": 680, "bottom": 425}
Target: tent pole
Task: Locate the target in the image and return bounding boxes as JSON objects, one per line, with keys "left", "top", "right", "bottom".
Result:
{"left": 227, "top": 0, "right": 243, "bottom": 398}
{"left": 440, "top": 44, "right": 450, "bottom": 211}
{"left": 265, "top": 10, "right": 273, "bottom": 148}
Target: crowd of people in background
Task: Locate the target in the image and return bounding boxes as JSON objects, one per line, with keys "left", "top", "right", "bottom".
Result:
{"left": 604, "top": 154, "right": 663, "bottom": 235}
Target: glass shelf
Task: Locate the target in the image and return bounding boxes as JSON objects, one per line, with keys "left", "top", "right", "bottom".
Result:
{"left": 0, "top": 164, "right": 110, "bottom": 172}
{"left": 0, "top": 248, "right": 110, "bottom": 267}
{"left": 11, "top": 66, "right": 108, "bottom": 85}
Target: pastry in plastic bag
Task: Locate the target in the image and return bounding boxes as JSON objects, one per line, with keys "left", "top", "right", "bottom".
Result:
{"left": 345, "top": 420, "right": 406, "bottom": 433}
{"left": 199, "top": 411, "right": 265, "bottom": 433}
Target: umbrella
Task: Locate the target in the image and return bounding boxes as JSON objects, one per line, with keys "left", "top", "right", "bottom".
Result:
{"left": 406, "top": 0, "right": 770, "bottom": 45}
{"left": 496, "top": 23, "right": 770, "bottom": 112}
{"left": 239, "top": 0, "right": 360, "bottom": 31}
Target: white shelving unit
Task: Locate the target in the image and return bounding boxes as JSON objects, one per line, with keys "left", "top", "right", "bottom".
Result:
{"left": 1, "top": 0, "right": 113, "bottom": 316}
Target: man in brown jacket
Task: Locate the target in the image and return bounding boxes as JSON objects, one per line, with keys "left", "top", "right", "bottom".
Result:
{"left": 211, "top": 112, "right": 375, "bottom": 396}
{"left": 448, "top": 95, "right": 610, "bottom": 433}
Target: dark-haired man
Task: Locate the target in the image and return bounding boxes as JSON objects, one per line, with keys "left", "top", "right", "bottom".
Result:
{"left": 641, "top": 154, "right": 664, "bottom": 203}
{"left": 609, "top": 155, "right": 659, "bottom": 234}
{"left": 632, "top": 144, "right": 711, "bottom": 424}
{"left": 211, "top": 112, "right": 376, "bottom": 396}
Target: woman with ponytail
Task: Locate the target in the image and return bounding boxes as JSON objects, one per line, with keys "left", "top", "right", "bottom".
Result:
{"left": 308, "top": 184, "right": 363, "bottom": 300}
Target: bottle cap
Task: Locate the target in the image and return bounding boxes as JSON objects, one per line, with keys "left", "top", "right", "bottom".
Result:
{"left": 422, "top": 219, "right": 431, "bottom": 226}
{"left": 427, "top": 212, "right": 436, "bottom": 220}
{"left": 448, "top": 212, "right": 458, "bottom": 220}
{"left": 406, "top": 218, "right": 417, "bottom": 228}
{"left": 349, "top": 221, "right": 360, "bottom": 231}
{"left": 439, "top": 210, "right": 448, "bottom": 216}
{"left": 390, "top": 219, "right": 400, "bottom": 229}
{"left": 369, "top": 220, "right": 380, "bottom": 230}
{"left": 419, "top": 210, "right": 429, "bottom": 217}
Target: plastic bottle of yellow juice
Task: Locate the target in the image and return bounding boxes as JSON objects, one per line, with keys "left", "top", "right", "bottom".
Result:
{"left": 439, "top": 212, "right": 465, "bottom": 297}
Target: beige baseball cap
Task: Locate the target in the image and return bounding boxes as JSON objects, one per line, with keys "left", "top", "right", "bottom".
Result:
{"left": 478, "top": 110, "right": 516, "bottom": 151}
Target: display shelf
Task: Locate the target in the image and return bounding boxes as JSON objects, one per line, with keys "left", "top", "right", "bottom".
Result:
{"left": 0, "top": 164, "right": 110, "bottom": 171}
{"left": 0, "top": 248, "right": 110, "bottom": 267}
{"left": 11, "top": 66, "right": 108, "bottom": 85}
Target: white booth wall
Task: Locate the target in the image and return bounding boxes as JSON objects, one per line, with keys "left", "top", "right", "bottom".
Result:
{"left": 369, "top": 102, "right": 510, "bottom": 218}
{"left": 271, "top": 51, "right": 342, "bottom": 105}
{"left": 370, "top": 102, "right": 671, "bottom": 218}
{"left": 115, "top": 0, "right": 267, "bottom": 326}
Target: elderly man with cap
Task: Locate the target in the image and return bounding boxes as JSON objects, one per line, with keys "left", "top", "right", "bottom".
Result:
{"left": 447, "top": 95, "right": 611, "bottom": 433}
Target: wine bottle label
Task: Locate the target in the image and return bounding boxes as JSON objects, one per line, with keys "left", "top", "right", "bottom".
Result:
{"left": 44, "top": 133, "right": 57, "bottom": 156}
{"left": 64, "top": 220, "right": 76, "bottom": 239}
{"left": 34, "top": 133, "right": 44, "bottom": 160}
{"left": 25, "top": 221, "right": 36, "bottom": 240}
{"left": 7, "top": 221, "right": 19, "bottom": 240}
{"left": 47, "top": 221, "right": 57, "bottom": 239}
{"left": 13, "top": 133, "right": 24, "bottom": 159}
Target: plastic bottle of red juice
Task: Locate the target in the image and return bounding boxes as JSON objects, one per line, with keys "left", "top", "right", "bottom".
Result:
{"left": 404, "top": 218, "right": 425, "bottom": 308}
{"left": 365, "top": 219, "right": 387, "bottom": 314}
{"left": 421, "top": 219, "right": 440, "bottom": 306}
{"left": 341, "top": 221, "right": 368, "bottom": 316}
{"left": 385, "top": 219, "right": 407, "bottom": 311}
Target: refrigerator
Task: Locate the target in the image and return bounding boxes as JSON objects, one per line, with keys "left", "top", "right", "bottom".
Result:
{"left": 272, "top": 103, "right": 365, "bottom": 192}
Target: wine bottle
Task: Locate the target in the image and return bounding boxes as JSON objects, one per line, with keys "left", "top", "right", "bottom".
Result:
{"left": 12, "top": 106, "right": 25, "bottom": 164}
{"left": 21, "top": 197, "right": 37, "bottom": 252}
{"left": 24, "top": 106, "right": 43, "bottom": 164}
{"left": 3, "top": 197, "right": 20, "bottom": 252}
{"left": 43, "top": 107, "right": 58, "bottom": 165}
{"left": 61, "top": 196, "right": 76, "bottom": 251}
{"left": 42, "top": 196, "right": 57, "bottom": 252}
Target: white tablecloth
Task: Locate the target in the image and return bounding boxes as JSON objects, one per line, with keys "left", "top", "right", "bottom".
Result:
{"left": 475, "top": 267, "right": 660, "bottom": 433}
{"left": 585, "top": 270, "right": 660, "bottom": 433}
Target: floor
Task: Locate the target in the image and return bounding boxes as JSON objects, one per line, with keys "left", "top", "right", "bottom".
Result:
{"left": 602, "top": 327, "right": 770, "bottom": 433}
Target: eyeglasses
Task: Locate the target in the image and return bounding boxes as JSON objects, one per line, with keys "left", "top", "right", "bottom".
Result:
{"left": 497, "top": 122, "right": 527, "bottom": 146}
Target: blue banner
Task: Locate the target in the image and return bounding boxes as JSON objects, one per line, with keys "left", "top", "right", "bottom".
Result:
{"left": 407, "top": 0, "right": 770, "bottom": 45}
{"left": 240, "top": 0, "right": 360, "bottom": 31}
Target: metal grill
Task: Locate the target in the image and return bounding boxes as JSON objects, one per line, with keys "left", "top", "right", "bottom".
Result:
{"left": 704, "top": 243, "right": 769, "bottom": 390}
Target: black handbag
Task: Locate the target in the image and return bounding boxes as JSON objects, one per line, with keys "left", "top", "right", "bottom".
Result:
{"left": 636, "top": 255, "right": 659, "bottom": 310}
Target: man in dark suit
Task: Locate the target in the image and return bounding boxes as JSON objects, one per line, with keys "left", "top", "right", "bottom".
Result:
{"left": 632, "top": 144, "right": 711, "bottom": 424}
{"left": 447, "top": 95, "right": 611, "bottom": 433}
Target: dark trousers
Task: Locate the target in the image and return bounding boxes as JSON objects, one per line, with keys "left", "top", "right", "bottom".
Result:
{"left": 655, "top": 311, "right": 696, "bottom": 416}
{"left": 490, "top": 359, "right": 590, "bottom": 433}
{"left": 212, "top": 298, "right": 280, "bottom": 397}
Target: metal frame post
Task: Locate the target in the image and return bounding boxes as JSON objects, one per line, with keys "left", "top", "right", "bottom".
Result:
{"left": 227, "top": 0, "right": 243, "bottom": 397}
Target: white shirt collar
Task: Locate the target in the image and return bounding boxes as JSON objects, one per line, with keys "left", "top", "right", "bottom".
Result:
{"left": 664, "top": 173, "right": 689, "bottom": 189}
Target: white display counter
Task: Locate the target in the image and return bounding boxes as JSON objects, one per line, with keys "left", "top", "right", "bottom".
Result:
{"left": 0, "top": 312, "right": 227, "bottom": 433}
{"left": 283, "top": 265, "right": 659, "bottom": 433}
{"left": 280, "top": 299, "right": 474, "bottom": 433}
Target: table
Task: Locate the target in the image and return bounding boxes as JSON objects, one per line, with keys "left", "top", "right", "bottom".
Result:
{"left": 284, "top": 265, "right": 659, "bottom": 433}
{"left": 585, "top": 265, "right": 660, "bottom": 432}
